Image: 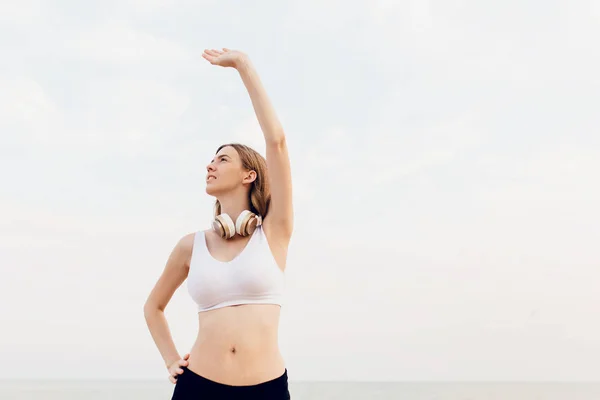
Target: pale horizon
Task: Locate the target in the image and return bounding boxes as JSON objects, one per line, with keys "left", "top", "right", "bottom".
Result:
{"left": 1, "top": 0, "right": 599, "bottom": 382}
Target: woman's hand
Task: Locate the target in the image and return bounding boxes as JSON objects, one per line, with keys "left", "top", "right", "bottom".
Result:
{"left": 167, "top": 353, "right": 190, "bottom": 384}
{"left": 202, "top": 48, "right": 248, "bottom": 69}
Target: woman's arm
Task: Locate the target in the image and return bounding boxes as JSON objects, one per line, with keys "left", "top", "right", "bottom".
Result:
{"left": 143, "top": 233, "right": 193, "bottom": 368}
{"left": 203, "top": 49, "right": 294, "bottom": 238}
{"left": 235, "top": 56, "right": 284, "bottom": 144}
{"left": 236, "top": 55, "right": 293, "bottom": 238}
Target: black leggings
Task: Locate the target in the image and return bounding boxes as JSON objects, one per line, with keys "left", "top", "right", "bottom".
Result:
{"left": 171, "top": 366, "right": 291, "bottom": 400}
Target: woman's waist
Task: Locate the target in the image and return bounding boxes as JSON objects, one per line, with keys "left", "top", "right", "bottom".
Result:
{"left": 186, "top": 305, "right": 285, "bottom": 385}
{"left": 188, "top": 335, "right": 285, "bottom": 384}
{"left": 190, "top": 340, "right": 282, "bottom": 362}
{"left": 192, "top": 326, "right": 280, "bottom": 355}
{"left": 186, "top": 349, "right": 286, "bottom": 386}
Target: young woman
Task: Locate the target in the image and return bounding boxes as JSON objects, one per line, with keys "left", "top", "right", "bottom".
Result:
{"left": 143, "top": 48, "right": 294, "bottom": 399}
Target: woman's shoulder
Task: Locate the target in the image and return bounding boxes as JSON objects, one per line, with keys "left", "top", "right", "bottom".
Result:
{"left": 172, "top": 231, "right": 198, "bottom": 259}
{"left": 179, "top": 231, "right": 197, "bottom": 246}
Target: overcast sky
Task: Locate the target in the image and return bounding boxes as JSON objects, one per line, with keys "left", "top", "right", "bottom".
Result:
{"left": 1, "top": 0, "right": 599, "bottom": 382}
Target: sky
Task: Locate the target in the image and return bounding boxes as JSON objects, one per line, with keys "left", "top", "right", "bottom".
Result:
{"left": 1, "top": 0, "right": 599, "bottom": 382}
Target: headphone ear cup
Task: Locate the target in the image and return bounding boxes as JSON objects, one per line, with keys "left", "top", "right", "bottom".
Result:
{"left": 236, "top": 210, "right": 259, "bottom": 236}
{"left": 213, "top": 213, "right": 235, "bottom": 239}
{"left": 212, "top": 218, "right": 226, "bottom": 238}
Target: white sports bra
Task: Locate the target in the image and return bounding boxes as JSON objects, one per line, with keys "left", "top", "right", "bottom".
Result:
{"left": 186, "top": 225, "right": 285, "bottom": 313}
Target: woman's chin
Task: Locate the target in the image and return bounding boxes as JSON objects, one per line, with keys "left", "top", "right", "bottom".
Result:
{"left": 205, "top": 181, "right": 234, "bottom": 197}
{"left": 205, "top": 184, "right": 221, "bottom": 196}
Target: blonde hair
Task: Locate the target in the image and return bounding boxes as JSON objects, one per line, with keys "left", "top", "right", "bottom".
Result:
{"left": 213, "top": 143, "right": 271, "bottom": 219}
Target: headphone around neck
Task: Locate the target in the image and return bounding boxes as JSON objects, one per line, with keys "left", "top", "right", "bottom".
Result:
{"left": 212, "top": 209, "right": 262, "bottom": 239}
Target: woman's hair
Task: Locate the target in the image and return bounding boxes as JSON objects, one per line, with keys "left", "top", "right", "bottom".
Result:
{"left": 213, "top": 143, "right": 271, "bottom": 219}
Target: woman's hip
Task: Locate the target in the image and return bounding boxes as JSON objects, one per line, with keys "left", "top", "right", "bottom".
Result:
{"left": 171, "top": 365, "right": 290, "bottom": 400}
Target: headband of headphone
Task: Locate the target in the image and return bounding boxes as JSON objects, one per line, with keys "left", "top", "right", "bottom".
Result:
{"left": 212, "top": 210, "right": 262, "bottom": 239}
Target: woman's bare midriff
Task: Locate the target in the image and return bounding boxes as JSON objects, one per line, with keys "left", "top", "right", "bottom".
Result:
{"left": 185, "top": 303, "right": 286, "bottom": 386}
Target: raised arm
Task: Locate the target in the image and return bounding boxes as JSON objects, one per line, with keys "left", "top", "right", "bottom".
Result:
{"left": 202, "top": 48, "right": 294, "bottom": 239}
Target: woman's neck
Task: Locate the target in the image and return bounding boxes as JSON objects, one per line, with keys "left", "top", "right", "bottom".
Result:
{"left": 216, "top": 195, "right": 252, "bottom": 222}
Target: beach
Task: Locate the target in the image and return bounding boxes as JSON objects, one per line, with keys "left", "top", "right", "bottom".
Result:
{"left": 2, "top": 380, "right": 600, "bottom": 399}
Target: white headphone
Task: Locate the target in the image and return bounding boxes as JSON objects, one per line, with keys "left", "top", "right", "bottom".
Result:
{"left": 212, "top": 210, "right": 262, "bottom": 239}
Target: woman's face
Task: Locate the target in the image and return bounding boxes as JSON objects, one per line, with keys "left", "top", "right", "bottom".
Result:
{"left": 205, "top": 146, "right": 246, "bottom": 196}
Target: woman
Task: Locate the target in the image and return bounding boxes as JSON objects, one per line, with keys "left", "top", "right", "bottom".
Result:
{"left": 143, "top": 48, "right": 294, "bottom": 399}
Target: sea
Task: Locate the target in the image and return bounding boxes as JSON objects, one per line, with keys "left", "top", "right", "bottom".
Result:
{"left": 1, "top": 381, "right": 600, "bottom": 399}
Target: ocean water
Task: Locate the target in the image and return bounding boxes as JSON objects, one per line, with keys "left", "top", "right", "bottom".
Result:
{"left": 1, "top": 380, "right": 599, "bottom": 399}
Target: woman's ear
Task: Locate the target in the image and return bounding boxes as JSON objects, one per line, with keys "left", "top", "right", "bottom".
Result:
{"left": 243, "top": 170, "right": 257, "bottom": 184}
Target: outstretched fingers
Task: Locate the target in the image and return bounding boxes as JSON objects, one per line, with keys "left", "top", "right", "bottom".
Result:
{"left": 204, "top": 49, "right": 222, "bottom": 56}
